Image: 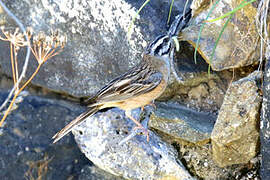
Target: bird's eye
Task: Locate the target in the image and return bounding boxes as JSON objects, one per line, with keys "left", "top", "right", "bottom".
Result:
{"left": 146, "top": 35, "right": 173, "bottom": 56}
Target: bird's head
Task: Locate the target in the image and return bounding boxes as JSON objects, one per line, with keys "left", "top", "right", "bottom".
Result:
{"left": 145, "top": 34, "right": 178, "bottom": 58}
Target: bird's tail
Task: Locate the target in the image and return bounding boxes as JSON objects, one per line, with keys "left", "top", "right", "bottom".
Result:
{"left": 52, "top": 106, "right": 100, "bottom": 143}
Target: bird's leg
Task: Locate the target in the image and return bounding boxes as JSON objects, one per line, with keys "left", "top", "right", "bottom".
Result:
{"left": 141, "top": 101, "right": 156, "bottom": 112}
{"left": 148, "top": 101, "right": 156, "bottom": 110}
{"left": 125, "top": 110, "right": 149, "bottom": 142}
{"left": 125, "top": 110, "right": 143, "bottom": 127}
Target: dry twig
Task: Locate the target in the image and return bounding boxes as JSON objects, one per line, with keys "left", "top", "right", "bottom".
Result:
{"left": 0, "top": 0, "right": 31, "bottom": 112}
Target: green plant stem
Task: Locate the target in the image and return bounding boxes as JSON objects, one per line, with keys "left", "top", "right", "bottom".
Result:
{"left": 167, "top": 0, "right": 175, "bottom": 25}
{"left": 208, "top": 14, "right": 233, "bottom": 75}
{"left": 207, "top": 0, "right": 249, "bottom": 74}
{"left": 194, "top": 0, "right": 221, "bottom": 64}
{"left": 128, "top": 0, "right": 151, "bottom": 38}
{"left": 207, "top": 0, "right": 255, "bottom": 23}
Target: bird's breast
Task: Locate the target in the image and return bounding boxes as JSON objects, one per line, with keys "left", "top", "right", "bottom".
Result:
{"left": 116, "top": 78, "right": 167, "bottom": 111}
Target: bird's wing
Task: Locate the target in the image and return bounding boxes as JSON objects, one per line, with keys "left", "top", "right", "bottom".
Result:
{"left": 85, "top": 62, "right": 163, "bottom": 106}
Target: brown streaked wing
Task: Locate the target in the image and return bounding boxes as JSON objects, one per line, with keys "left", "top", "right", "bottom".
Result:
{"left": 88, "top": 62, "right": 162, "bottom": 105}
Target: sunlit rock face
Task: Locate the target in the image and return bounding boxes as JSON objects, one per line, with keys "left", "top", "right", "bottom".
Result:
{"left": 0, "top": 0, "right": 183, "bottom": 97}
{"left": 182, "top": 0, "right": 260, "bottom": 71}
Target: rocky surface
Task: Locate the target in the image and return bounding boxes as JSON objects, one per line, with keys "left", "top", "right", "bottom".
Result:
{"left": 211, "top": 71, "right": 262, "bottom": 167}
{"left": 162, "top": 42, "right": 230, "bottom": 113}
{"left": 178, "top": 143, "right": 260, "bottom": 179}
{"left": 0, "top": 0, "right": 189, "bottom": 97}
{"left": 0, "top": 0, "right": 266, "bottom": 179}
{"left": 149, "top": 102, "right": 216, "bottom": 144}
{"left": 0, "top": 90, "right": 122, "bottom": 180}
{"left": 260, "top": 60, "right": 270, "bottom": 179}
{"left": 181, "top": 0, "right": 260, "bottom": 71}
{"left": 79, "top": 165, "right": 124, "bottom": 180}
{"left": 73, "top": 107, "right": 194, "bottom": 180}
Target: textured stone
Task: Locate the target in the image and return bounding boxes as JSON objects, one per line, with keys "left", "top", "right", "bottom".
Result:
{"left": 211, "top": 71, "right": 262, "bottom": 167}
{"left": 0, "top": 0, "right": 188, "bottom": 97}
{"left": 260, "top": 60, "right": 270, "bottom": 178}
{"left": 73, "top": 108, "right": 194, "bottom": 180}
{"left": 79, "top": 165, "right": 124, "bottom": 180}
{"left": 179, "top": 143, "right": 248, "bottom": 179}
{"left": 188, "top": 83, "right": 209, "bottom": 100}
{"left": 0, "top": 4, "right": 5, "bottom": 25}
{"left": 0, "top": 90, "right": 119, "bottom": 179}
{"left": 171, "top": 41, "right": 219, "bottom": 87}
{"left": 181, "top": 0, "right": 260, "bottom": 71}
{"left": 149, "top": 102, "right": 216, "bottom": 144}
{"left": 161, "top": 41, "right": 230, "bottom": 113}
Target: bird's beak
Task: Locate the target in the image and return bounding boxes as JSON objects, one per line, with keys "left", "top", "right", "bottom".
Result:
{"left": 171, "top": 36, "right": 180, "bottom": 52}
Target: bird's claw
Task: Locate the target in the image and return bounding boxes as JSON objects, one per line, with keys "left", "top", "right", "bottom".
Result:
{"left": 133, "top": 126, "right": 149, "bottom": 142}
{"left": 119, "top": 126, "right": 148, "bottom": 145}
{"left": 119, "top": 111, "right": 150, "bottom": 145}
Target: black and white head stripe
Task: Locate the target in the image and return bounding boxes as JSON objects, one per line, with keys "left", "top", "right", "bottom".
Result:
{"left": 168, "top": 8, "right": 192, "bottom": 36}
{"left": 146, "top": 35, "right": 172, "bottom": 56}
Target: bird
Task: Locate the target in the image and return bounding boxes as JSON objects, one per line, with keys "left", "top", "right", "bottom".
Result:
{"left": 52, "top": 9, "right": 192, "bottom": 143}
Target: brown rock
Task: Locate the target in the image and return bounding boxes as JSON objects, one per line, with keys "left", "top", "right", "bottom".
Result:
{"left": 211, "top": 71, "right": 261, "bottom": 167}
{"left": 181, "top": 0, "right": 260, "bottom": 71}
{"left": 188, "top": 83, "right": 209, "bottom": 100}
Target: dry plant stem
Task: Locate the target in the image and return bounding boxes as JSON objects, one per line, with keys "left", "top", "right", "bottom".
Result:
{"left": 0, "top": 63, "right": 42, "bottom": 127}
{"left": 14, "top": 50, "right": 19, "bottom": 89}
{"left": 0, "top": 0, "right": 31, "bottom": 112}
{"left": 183, "top": 0, "right": 189, "bottom": 18}
{"left": 10, "top": 43, "right": 17, "bottom": 86}
{"left": 9, "top": 43, "right": 19, "bottom": 91}
{"left": 260, "top": 2, "right": 264, "bottom": 67}
{"left": 229, "top": 68, "right": 235, "bottom": 86}
{"left": 256, "top": 0, "right": 269, "bottom": 69}
{"left": 24, "top": 154, "right": 53, "bottom": 180}
{"left": 264, "top": 1, "right": 269, "bottom": 39}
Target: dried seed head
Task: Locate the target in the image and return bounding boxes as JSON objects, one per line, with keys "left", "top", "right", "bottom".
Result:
{"left": 30, "top": 29, "right": 67, "bottom": 64}
{"left": 60, "top": 35, "right": 67, "bottom": 48}
{"left": 0, "top": 26, "right": 28, "bottom": 47}
{"left": 26, "top": 27, "right": 33, "bottom": 38}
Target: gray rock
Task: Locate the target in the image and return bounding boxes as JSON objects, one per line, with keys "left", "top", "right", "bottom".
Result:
{"left": 73, "top": 108, "right": 194, "bottom": 180}
{"left": 0, "top": 0, "right": 189, "bottom": 97}
{"left": 0, "top": 90, "right": 119, "bottom": 180}
{"left": 211, "top": 71, "right": 262, "bottom": 167}
{"left": 79, "top": 165, "right": 124, "bottom": 180}
{"left": 149, "top": 102, "right": 216, "bottom": 144}
{"left": 260, "top": 60, "right": 270, "bottom": 178}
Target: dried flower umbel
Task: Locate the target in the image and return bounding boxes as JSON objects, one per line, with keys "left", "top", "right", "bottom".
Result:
{"left": 0, "top": 26, "right": 29, "bottom": 90}
{"left": 0, "top": 27, "right": 67, "bottom": 127}
{"left": 28, "top": 29, "right": 67, "bottom": 64}
{"left": 0, "top": 26, "right": 28, "bottom": 47}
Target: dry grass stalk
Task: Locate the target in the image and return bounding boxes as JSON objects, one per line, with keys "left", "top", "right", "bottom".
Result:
{"left": 256, "top": 0, "right": 270, "bottom": 68}
{"left": 24, "top": 154, "right": 53, "bottom": 180}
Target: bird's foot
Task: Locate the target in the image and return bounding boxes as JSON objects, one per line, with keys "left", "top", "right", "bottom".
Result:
{"left": 119, "top": 115, "right": 150, "bottom": 145}
{"left": 133, "top": 125, "right": 149, "bottom": 142}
